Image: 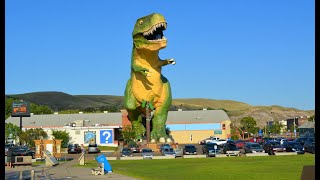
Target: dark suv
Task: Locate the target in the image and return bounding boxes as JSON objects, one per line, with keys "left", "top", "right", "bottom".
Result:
{"left": 303, "top": 137, "right": 315, "bottom": 154}
{"left": 202, "top": 143, "right": 222, "bottom": 157}
{"left": 183, "top": 145, "right": 197, "bottom": 155}
{"left": 11, "top": 146, "right": 35, "bottom": 158}
{"left": 68, "top": 144, "right": 82, "bottom": 154}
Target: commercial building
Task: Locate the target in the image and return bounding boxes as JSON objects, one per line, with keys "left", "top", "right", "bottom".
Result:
{"left": 5, "top": 109, "right": 231, "bottom": 146}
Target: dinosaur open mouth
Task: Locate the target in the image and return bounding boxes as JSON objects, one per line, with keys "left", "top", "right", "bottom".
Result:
{"left": 143, "top": 22, "right": 167, "bottom": 41}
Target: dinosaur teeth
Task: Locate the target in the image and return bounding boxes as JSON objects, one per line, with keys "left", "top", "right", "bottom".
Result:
{"left": 143, "top": 22, "right": 167, "bottom": 36}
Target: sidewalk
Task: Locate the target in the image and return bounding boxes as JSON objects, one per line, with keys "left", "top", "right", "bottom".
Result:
{"left": 5, "top": 160, "right": 139, "bottom": 180}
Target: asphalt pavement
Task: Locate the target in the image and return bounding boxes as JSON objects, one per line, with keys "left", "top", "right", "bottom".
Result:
{"left": 5, "top": 158, "right": 138, "bottom": 180}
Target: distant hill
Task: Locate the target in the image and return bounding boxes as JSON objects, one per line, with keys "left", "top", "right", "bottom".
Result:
{"left": 6, "top": 91, "right": 315, "bottom": 128}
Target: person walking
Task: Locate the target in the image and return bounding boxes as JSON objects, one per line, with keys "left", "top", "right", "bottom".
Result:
{"left": 81, "top": 144, "right": 86, "bottom": 154}
{"left": 6, "top": 147, "right": 13, "bottom": 168}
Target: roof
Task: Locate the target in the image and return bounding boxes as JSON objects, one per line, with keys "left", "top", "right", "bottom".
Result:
{"left": 5, "top": 110, "right": 230, "bottom": 128}
{"left": 5, "top": 113, "right": 122, "bottom": 128}
{"left": 298, "top": 121, "right": 314, "bottom": 129}
{"left": 166, "top": 110, "right": 230, "bottom": 124}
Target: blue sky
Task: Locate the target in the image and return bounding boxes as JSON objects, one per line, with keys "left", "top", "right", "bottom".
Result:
{"left": 5, "top": 1, "right": 315, "bottom": 110}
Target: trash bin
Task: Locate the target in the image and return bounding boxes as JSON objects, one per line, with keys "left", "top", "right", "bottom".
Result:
{"left": 95, "top": 154, "right": 112, "bottom": 172}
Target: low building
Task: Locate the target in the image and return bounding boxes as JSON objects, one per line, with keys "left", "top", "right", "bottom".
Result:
{"left": 297, "top": 121, "right": 315, "bottom": 136}
{"left": 5, "top": 109, "right": 231, "bottom": 146}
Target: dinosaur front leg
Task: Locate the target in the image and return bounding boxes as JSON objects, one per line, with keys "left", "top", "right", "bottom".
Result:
{"left": 132, "top": 60, "right": 151, "bottom": 76}
{"left": 158, "top": 58, "right": 176, "bottom": 67}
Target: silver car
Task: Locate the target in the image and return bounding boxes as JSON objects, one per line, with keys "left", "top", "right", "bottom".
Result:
{"left": 87, "top": 144, "right": 101, "bottom": 154}
{"left": 162, "top": 147, "right": 176, "bottom": 157}
{"left": 174, "top": 148, "right": 183, "bottom": 157}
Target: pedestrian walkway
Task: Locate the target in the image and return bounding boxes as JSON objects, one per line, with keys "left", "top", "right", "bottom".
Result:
{"left": 5, "top": 159, "right": 139, "bottom": 180}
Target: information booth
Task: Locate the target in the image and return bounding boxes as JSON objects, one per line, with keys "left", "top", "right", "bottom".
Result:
{"left": 34, "top": 138, "right": 62, "bottom": 159}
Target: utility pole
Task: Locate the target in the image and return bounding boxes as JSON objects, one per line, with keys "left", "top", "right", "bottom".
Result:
{"left": 293, "top": 116, "right": 296, "bottom": 138}
{"left": 146, "top": 102, "right": 151, "bottom": 143}
{"left": 313, "top": 118, "right": 315, "bottom": 134}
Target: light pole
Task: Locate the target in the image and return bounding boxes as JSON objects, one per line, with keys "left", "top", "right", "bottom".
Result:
{"left": 293, "top": 116, "right": 297, "bottom": 138}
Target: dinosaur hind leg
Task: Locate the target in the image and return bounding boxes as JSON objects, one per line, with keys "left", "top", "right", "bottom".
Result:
{"left": 151, "top": 77, "right": 172, "bottom": 142}
{"left": 124, "top": 79, "right": 145, "bottom": 140}
{"left": 127, "top": 109, "right": 145, "bottom": 140}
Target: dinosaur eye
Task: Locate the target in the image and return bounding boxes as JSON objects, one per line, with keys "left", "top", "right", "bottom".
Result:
{"left": 139, "top": 20, "right": 143, "bottom": 25}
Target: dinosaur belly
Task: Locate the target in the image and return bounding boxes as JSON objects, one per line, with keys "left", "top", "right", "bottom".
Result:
{"left": 132, "top": 72, "right": 162, "bottom": 103}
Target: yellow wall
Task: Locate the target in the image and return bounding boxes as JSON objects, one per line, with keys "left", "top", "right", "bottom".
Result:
{"left": 170, "top": 120, "right": 232, "bottom": 144}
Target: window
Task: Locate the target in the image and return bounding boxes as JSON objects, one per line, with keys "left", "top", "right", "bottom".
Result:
{"left": 222, "top": 124, "right": 226, "bottom": 130}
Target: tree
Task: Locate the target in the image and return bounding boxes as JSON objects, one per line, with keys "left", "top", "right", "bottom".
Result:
{"left": 51, "top": 129, "right": 71, "bottom": 148}
{"left": 5, "top": 97, "right": 21, "bottom": 119}
{"left": 270, "top": 121, "right": 284, "bottom": 135}
{"left": 59, "top": 109, "right": 82, "bottom": 114}
{"left": 308, "top": 115, "right": 315, "bottom": 122}
{"left": 5, "top": 123, "right": 21, "bottom": 142}
{"left": 30, "top": 103, "right": 53, "bottom": 114}
{"left": 240, "top": 116, "right": 257, "bottom": 135}
{"left": 19, "top": 128, "right": 48, "bottom": 147}
{"left": 121, "top": 125, "right": 135, "bottom": 144}
{"left": 165, "top": 126, "right": 172, "bottom": 139}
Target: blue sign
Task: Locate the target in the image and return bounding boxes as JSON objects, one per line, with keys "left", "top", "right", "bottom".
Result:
{"left": 100, "top": 130, "right": 113, "bottom": 144}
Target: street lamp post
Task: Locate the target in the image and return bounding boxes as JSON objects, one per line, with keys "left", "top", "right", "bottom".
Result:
{"left": 146, "top": 102, "right": 151, "bottom": 143}
{"left": 293, "top": 116, "right": 297, "bottom": 138}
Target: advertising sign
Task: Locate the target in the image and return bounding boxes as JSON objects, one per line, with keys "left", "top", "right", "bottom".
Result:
{"left": 11, "top": 101, "right": 31, "bottom": 117}
{"left": 84, "top": 131, "right": 96, "bottom": 144}
{"left": 100, "top": 130, "right": 113, "bottom": 144}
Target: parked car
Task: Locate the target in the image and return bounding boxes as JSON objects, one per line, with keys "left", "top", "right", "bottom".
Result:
{"left": 202, "top": 143, "right": 223, "bottom": 157}
{"left": 292, "top": 137, "right": 308, "bottom": 146}
{"left": 183, "top": 145, "right": 197, "bottom": 155}
{"left": 222, "top": 143, "right": 240, "bottom": 156}
{"left": 283, "top": 141, "right": 305, "bottom": 154}
{"left": 244, "top": 142, "right": 265, "bottom": 154}
{"left": 226, "top": 140, "right": 236, "bottom": 144}
{"left": 121, "top": 148, "right": 133, "bottom": 157}
{"left": 12, "top": 146, "right": 35, "bottom": 158}
{"left": 5, "top": 144, "right": 15, "bottom": 156}
{"left": 174, "top": 148, "right": 183, "bottom": 157}
{"left": 262, "top": 137, "right": 278, "bottom": 142}
{"left": 160, "top": 143, "right": 171, "bottom": 153}
{"left": 199, "top": 137, "right": 212, "bottom": 145}
{"left": 234, "top": 140, "right": 246, "bottom": 149}
{"left": 141, "top": 148, "right": 153, "bottom": 159}
{"left": 263, "top": 141, "right": 286, "bottom": 155}
{"left": 128, "top": 143, "right": 141, "bottom": 153}
{"left": 87, "top": 144, "right": 101, "bottom": 154}
{"left": 303, "top": 137, "right": 315, "bottom": 154}
{"left": 204, "top": 137, "right": 220, "bottom": 144}
{"left": 68, "top": 144, "right": 82, "bottom": 154}
{"left": 248, "top": 137, "right": 264, "bottom": 144}
{"left": 161, "top": 147, "right": 176, "bottom": 157}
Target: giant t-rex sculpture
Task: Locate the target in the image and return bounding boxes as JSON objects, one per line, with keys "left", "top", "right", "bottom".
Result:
{"left": 124, "top": 13, "right": 175, "bottom": 142}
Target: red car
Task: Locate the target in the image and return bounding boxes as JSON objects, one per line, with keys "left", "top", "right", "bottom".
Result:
{"left": 234, "top": 140, "right": 245, "bottom": 149}
{"left": 248, "top": 137, "right": 264, "bottom": 144}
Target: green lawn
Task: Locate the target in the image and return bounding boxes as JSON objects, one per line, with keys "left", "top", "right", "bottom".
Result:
{"left": 80, "top": 154, "right": 315, "bottom": 180}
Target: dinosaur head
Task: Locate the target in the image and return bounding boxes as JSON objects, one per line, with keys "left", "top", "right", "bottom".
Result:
{"left": 132, "top": 13, "right": 167, "bottom": 51}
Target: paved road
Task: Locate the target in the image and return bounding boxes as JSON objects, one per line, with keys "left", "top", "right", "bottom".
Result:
{"left": 5, "top": 158, "right": 138, "bottom": 180}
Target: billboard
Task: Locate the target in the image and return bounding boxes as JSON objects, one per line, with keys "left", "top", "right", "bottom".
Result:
{"left": 84, "top": 131, "right": 96, "bottom": 144}
{"left": 11, "top": 101, "right": 31, "bottom": 117}
{"left": 100, "top": 130, "right": 113, "bottom": 144}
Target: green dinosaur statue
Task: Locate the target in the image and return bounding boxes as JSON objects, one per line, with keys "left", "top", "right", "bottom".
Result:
{"left": 124, "top": 13, "right": 175, "bottom": 142}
